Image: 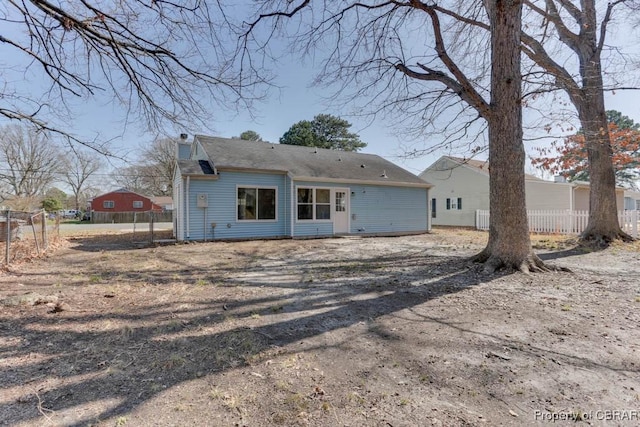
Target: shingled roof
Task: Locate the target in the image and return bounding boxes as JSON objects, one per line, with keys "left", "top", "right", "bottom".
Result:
{"left": 193, "top": 135, "right": 431, "bottom": 187}
{"left": 446, "top": 156, "right": 543, "bottom": 181}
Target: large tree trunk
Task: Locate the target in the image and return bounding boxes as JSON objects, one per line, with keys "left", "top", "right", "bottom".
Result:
{"left": 577, "top": 95, "right": 629, "bottom": 244}
{"left": 572, "top": 2, "right": 630, "bottom": 245}
{"left": 473, "top": 0, "right": 546, "bottom": 273}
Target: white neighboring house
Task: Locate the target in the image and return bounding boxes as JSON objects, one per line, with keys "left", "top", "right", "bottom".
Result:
{"left": 420, "top": 156, "right": 624, "bottom": 227}
{"left": 624, "top": 190, "right": 640, "bottom": 210}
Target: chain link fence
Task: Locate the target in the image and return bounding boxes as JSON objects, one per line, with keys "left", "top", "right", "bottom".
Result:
{"left": 0, "top": 210, "right": 174, "bottom": 266}
{"left": 0, "top": 210, "right": 60, "bottom": 267}
{"left": 129, "top": 211, "right": 174, "bottom": 243}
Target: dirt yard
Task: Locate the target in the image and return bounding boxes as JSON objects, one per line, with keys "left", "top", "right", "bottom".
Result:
{"left": 0, "top": 229, "right": 639, "bottom": 427}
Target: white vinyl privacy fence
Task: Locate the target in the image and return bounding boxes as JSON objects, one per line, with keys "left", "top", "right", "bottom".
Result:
{"left": 475, "top": 210, "right": 639, "bottom": 238}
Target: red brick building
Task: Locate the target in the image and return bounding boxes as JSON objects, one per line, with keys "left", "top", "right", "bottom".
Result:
{"left": 90, "top": 189, "right": 162, "bottom": 212}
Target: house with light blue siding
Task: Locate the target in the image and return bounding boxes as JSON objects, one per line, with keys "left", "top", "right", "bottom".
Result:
{"left": 173, "top": 135, "right": 432, "bottom": 241}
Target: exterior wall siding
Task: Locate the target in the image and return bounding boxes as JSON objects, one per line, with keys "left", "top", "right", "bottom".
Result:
{"left": 192, "top": 141, "right": 209, "bottom": 161}
{"left": 292, "top": 180, "right": 335, "bottom": 237}
{"left": 420, "top": 158, "right": 489, "bottom": 227}
{"left": 574, "top": 187, "right": 624, "bottom": 212}
{"left": 616, "top": 190, "right": 624, "bottom": 211}
{"left": 348, "top": 184, "right": 428, "bottom": 234}
{"left": 525, "top": 181, "right": 573, "bottom": 210}
{"left": 173, "top": 174, "right": 184, "bottom": 240}
{"left": 184, "top": 171, "right": 288, "bottom": 241}
{"left": 293, "top": 180, "right": 428, "bottom": 236}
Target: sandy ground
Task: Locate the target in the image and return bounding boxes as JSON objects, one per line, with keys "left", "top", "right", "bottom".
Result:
{"left": 0, "top": 229, "right": 639, "bottom": 426}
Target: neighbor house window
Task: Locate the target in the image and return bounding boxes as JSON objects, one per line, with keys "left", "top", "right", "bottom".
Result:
{"left": 237, "top": 187, "right": 276, "bottom": 220}
{"left": 446, "top": 198, "right": 451, "bottom": 210}
{"left": 103, "top": 201, "right": 114, "bottom": 209}
{"left": 431, "top": 198, "right": 436, "bottom": 218}
{"left": 457, "top": 197, "right": 462, "bottom": 210}
{"left": 297, "top": 187, "right": 331, "bottom": 220}
{"left": 133, "top": 200, "right": 143, "bottom": 209}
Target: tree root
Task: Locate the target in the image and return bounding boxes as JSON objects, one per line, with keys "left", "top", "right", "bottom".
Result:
{"left": 579, "top": 229, "right": 635, "bottom": 249}
{"left": 471, "top": 250, "right": 570, "bottom": 274}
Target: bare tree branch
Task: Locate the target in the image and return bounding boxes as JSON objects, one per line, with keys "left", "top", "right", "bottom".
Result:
{"left": 1, "top": 0, "right": 266, "bottom": 149}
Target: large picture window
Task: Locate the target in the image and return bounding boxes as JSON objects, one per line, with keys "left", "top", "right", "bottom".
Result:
{"left": 237, "top": 187, "right": 276, "bottom": 220}
{"left": 297, "top": 187, "right": 331, "bottom": 221}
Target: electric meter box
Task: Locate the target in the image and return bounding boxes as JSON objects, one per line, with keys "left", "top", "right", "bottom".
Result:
{"left": 196, "top": 193, "right": 208, "bottom": 208}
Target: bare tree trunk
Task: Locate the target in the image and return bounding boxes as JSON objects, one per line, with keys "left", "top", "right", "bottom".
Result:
{"left": 473, "top": 0, "right": 546, "bottom": 272}
{"left": 574, "top": 18, "right": 631, "bottom": 245}
{"left": 522, "top": 0, "right": 632, "bottom": 246}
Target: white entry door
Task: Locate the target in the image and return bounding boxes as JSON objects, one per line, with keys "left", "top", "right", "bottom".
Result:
{"left": 333, "top": 189, "right": 349, "bottom": 234}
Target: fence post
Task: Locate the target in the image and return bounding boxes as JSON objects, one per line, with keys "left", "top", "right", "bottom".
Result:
{"left": 149, "top": 211, "right": 155, "bottom": 244}
{"left": 31, "top": 214, "right": 41, "bottom": 255}
{"left": 42, "top": 210, "right": 48, "bottom": 251}
{"left": 5, "top": 210, "right": 11, "bottom": 265}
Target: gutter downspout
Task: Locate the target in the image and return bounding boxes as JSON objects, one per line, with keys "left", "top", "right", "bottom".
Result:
{"left": 427, "top": 188, "right": 432, "bottom": 232}
{"left": 287, "top": 172, "right": 295, "bottom": 237}
{"left": 186, "top": 176, "right": 191, "bottom": 239}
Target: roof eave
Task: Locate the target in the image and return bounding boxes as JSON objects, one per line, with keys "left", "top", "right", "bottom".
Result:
{"left": 292, "top": 175, "right": 432, "bottom": 188}
{"left": 422, "top": 155, "right": 489, "bottom": 178}
{"left": 216, "top": 166, "right": 289, "bottom": 175}
{"left": 180, "top": 173, "right": 219, "bottom": 180}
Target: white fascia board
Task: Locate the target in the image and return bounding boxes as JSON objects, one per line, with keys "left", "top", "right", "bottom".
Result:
{"left": 291, "top": 176, "right": 432, "bottom": 188}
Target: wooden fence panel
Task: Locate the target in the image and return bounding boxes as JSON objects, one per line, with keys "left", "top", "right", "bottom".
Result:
{"left": 90, "top": 211, "right": 173, "bottom": 224}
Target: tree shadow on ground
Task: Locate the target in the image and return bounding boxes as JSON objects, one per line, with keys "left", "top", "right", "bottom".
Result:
{"left": 537, "top": 247, "right": 589, "bottom": 261}
{"left": 65, "top": 231, "right": 174, "bottom": 252}
{"left": 1, "top": 236, "right": 633, "bottom": 426}
{"left": 1, "top": 247, "right": 490, "bottom": 426}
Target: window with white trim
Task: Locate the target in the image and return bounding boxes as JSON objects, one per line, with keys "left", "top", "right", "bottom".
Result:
{"left": 237, "top": 187, "right": 276, "bottom": 220}
{"left": 446, "top": 197, "right": 463, "bottom": 210}
{"left": 103, "top": 200, "right": 114, "bottom": 209}
{"left": 297, "top": 188, "right": 331, "bottom": 220}
{"left": 133, "top": 200, "right": 143, "bottom": 209}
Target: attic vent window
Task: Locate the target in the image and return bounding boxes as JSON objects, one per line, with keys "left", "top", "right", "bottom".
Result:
{"left": 360, "top": 164, "right": 366, "bottom": 168}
